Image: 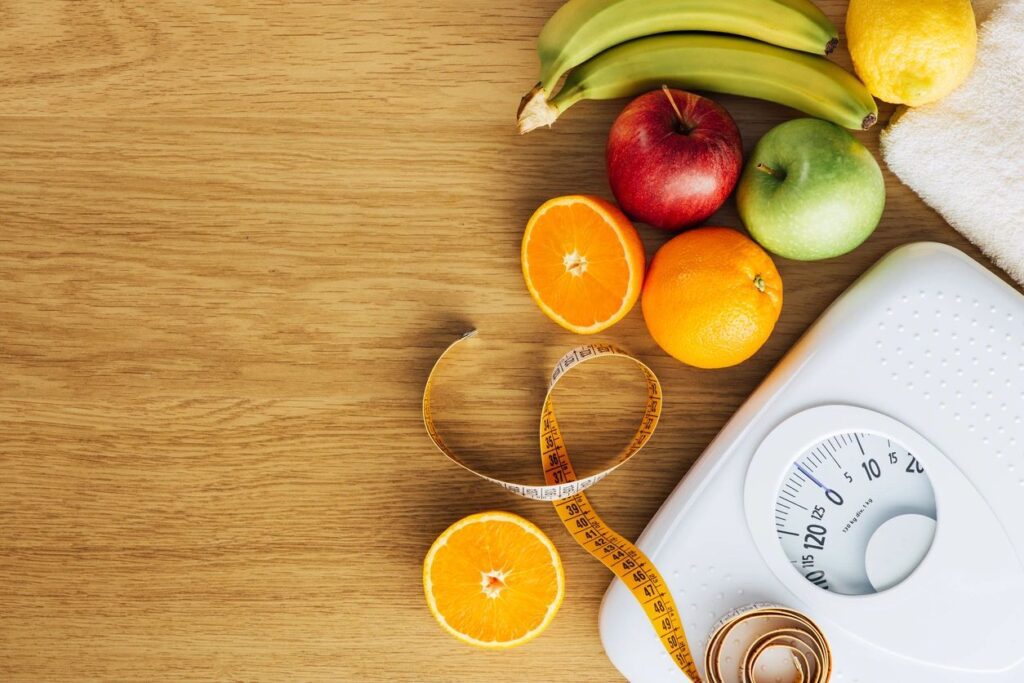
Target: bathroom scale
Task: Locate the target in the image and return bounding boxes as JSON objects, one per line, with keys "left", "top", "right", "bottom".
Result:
{"left": 599, "top": 242, "right": 1024, "bottom": 682}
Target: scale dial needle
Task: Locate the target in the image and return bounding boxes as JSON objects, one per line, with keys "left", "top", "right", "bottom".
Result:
{"left": 796, "top": 463, "right": 837, "bottom": 498}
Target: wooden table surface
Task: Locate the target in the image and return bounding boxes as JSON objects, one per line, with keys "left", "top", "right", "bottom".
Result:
{"left": 1, "top": 2, "right": 1017, "bottom": 681}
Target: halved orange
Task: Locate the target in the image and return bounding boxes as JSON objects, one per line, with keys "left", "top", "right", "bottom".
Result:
{"left": 522, "top": 195, "right": 645, "bottom": 334}
{"left": 423, "top": 511, "right": 565, "bottom": 649}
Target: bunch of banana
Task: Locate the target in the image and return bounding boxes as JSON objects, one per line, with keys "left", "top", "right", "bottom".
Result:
{"left": 518, "top": 0, "right": 877, "bottom": 133}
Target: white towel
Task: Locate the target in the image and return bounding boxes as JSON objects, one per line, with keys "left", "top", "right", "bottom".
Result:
{"left": 972, "top": 0, "right": 1003, "bottom": 20}
{"left": 880, "top": 0, "right": 1024, "bottom": 285}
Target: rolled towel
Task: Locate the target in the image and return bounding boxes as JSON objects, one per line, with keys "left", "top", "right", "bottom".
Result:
{"left": 880, "top": 0, "right": 1024, "bottom": 285}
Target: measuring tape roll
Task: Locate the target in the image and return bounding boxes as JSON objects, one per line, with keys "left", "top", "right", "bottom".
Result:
{"left": 704, "top": 604, "right": 831, "bottom": 683}
{"left": 423, "top": 333, "right": 830, "bottom": 683}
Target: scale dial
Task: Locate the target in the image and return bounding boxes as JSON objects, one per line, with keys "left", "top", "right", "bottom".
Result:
{"left": 774, "top": 432, "right": 937, "bottom": 595}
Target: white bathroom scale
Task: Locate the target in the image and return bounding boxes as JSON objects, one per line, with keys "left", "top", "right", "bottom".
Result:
{"left": 599, "top": 243, "right": 1024, "bottom": 682}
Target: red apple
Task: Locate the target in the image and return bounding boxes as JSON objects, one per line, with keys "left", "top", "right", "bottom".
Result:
{"left": 607, "top": 88, "right": 742, "bottom": 231}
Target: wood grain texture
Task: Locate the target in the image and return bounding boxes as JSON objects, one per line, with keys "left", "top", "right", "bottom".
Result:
{"left": 0, "top": 1, "right": 1017, "bottom": 681}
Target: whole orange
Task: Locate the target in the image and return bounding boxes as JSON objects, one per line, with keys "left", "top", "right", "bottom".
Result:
{"left": 642, "top": 227, "right": 783, "bottom": 369}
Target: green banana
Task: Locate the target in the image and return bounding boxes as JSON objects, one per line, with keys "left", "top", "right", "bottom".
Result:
{"left": 518, "top": 34, "right": 878, "bottom": 134}
{"left": 536, "top": 0, "right": 839, "bottom": 94}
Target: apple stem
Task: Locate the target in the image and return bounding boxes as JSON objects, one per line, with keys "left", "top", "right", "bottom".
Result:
{"left": 660, "top": 85, "right": 691, "bottom": 134}
{"left": 756, "top": 162, "right": 784, "bottom": 180}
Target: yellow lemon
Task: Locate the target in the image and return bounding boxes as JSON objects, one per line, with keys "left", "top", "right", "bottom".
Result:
{"left": 846, "top": 0, "right": 977, "bottom": 106}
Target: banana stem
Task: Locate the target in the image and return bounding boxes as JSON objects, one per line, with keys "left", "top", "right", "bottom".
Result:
{"left": 517, "top": 84, "right": 560, "bottom": 134}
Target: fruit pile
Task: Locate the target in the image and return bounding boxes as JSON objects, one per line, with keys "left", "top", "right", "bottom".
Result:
{"left": 522, "top": 88, "right": 885, "bottom": 368}
{"left": 516, "top": 0, "right": 974, "bottom": 370}
{"left": 425, "top": 0, "right": 979, "bottom": 652}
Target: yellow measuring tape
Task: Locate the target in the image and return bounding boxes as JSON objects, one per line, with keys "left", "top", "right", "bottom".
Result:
{"left": 423, "top": 332, "right": 830, "bottom": 683}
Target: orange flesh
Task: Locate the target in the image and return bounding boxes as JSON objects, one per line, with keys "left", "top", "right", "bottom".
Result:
{"left": 426, "top": 517, "right": 562, "bottom": 644}
{"left": 523, "top": 197, "right": 643, "bottom": 333}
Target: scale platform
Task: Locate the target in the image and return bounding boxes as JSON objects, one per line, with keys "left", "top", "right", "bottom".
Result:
{"left": 600, "top": 243, "right": 1024, "bottom": 682}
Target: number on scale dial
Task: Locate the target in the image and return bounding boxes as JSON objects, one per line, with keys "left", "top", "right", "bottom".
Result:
{"left": 775, "top": 432, "right": 937, "bottom": 595}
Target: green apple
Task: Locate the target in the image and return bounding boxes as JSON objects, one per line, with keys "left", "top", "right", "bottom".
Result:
{"left": 737, "top": 118, "right": 885, "bottom": 261}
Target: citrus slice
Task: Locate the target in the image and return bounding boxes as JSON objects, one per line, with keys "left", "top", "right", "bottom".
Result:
{"left": 522, "top": 195, "right": 645, "bottom": 334}
{"left": 423, "top": 511, "right": 565, "bottom": 649}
